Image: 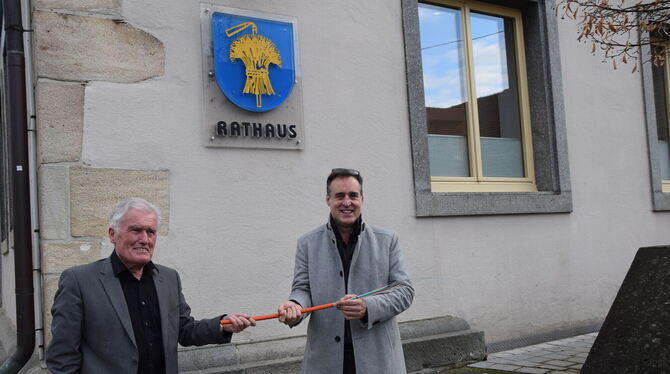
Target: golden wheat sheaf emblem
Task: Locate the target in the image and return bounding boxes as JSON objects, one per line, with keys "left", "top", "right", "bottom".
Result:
{"left": 225, "top": 22, "right": 282, "bottom": 108}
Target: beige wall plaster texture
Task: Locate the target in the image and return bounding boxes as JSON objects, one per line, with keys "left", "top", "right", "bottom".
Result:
{"left": 34, "top": 0, "right": 120, "bottom": 15}
{"left": 43, "top": 276, "right": 60, "bottom": 344}
{"left": 41, "top": 241, "right": 102, "bottom": 274}
{"left": 32, "top": 2, "right": 171, "bottom": 357}
{"left": 36, "top": 79, "right": 85, "bottom": 163}
{"left": 38, "top": 165, "right": 70, "bottom": 240}
{"left": 69, "top": 167, "right": 169, "bottom": 238}
{"left": 33, "top": 10, "right": 164, "bottom": 82}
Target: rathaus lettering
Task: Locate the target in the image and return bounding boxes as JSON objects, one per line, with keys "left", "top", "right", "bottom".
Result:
{"left": 215, "top": 121, "right": 297, "bottom": 139}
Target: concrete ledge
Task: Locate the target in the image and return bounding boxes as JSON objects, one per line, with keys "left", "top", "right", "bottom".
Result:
{"left": 0, "top": 308, "right": 16, "bottom": 362}
{"left": 182, "top": 356, "right": 302, "bottom": 374}
{"left": 486, "top": 320, "right": 602, "bottom": 353}
{"left": 0, "top": 313, "right": 482, "bottom": 373}
{"left": 179, "top": 315, "right": 485, "bottom": 373}
{"left": 0, "top": 309, "right": 47, "bottom": 374}
{"left": 399, "top": 315, "right": 470, "bottom": 339}
{"left": 180, "top": 335, "right": 306, "bottom": 374}
{"left": 403, "top": 330, "right": 485, "bottom": 372}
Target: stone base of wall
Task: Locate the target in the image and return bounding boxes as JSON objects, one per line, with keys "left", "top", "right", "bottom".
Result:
{"left": 0, "top": 313, "right": 485, "bottom": 373}
{"left": 0, "top": 308, "right": 43, "bottom": 374}
{"left": 0, "top": 309, "right": 14, "bottom": 364}
{"left": 179, "top": 315, "right": 486, "bottom": 374}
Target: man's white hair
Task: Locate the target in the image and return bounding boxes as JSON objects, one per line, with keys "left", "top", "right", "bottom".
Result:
{"left": 109, "top": 197, "right": 162, "bottom": 231}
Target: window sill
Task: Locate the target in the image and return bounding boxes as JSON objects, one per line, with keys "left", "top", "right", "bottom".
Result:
{"left": 431, "top": 180, "right": 537, "bottom": 193}
{"left": 415, "top": 189, "right": 573, "bottom": 216}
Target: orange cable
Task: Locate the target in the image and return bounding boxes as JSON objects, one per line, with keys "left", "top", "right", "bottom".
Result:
{"left": 220, "top": 302, "right": 335, "bottom": 325}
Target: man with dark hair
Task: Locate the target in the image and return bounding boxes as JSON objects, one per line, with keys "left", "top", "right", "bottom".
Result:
{"left": 278, "top": 169, "right": 414, "bottom": 374}
{"left": 47, "top": 197, "right": 255, "bottom": 374}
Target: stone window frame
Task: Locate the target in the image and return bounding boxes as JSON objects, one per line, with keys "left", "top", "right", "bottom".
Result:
{"left": 641, "top": 41, "right": 670, "bottom": 211}
{"left": 402, "top": 0, "right": 573, "bottom": 216}
{"left": 419, "top": 1, "right": 537, "bottom": 194}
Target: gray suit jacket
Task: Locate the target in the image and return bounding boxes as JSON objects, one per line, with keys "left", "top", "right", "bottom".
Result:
{"left": 289, "top": 220, "right": 414, "bottom": 374}
{"left": 46, "top": 256, "right": 231, "bottom": 374}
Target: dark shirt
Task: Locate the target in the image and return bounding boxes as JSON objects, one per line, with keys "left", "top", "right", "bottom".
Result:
{"left": 330, "top": 215, "right": 363, "bottom": 346}
{"left": 331, "top": 216, "right": 362, "bottom": 292}
{"left": 331, "top": 216, "right": 363, "bottom": 374}
{"left": 111, "top": 251, "right": 166, "bottom": 374}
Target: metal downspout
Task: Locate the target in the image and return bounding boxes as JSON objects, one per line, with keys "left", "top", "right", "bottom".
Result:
{"left": 22, "top": 0, "right": 43, "bottom": 361}
{"left": 0, "top": 0, "right": 36, "bottom": 371}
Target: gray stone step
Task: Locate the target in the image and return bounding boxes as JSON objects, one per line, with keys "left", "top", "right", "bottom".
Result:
{"left": 0, "top": 308, "right": 15, "bottom": 364}
{"left": 180, "top": 315, "right": 485, "bottom": 374}
{"left": 0, "top": 311, "right": 484, "bottom": 373}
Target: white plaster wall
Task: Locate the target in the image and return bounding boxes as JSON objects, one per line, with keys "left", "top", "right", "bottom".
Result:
{"left": 77, "top": 0, "right": 670, "bottom": 345}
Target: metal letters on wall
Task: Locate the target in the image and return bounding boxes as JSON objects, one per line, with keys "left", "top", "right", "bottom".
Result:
{"left": 201, "top": 5, "right": 304, "bottom": 150}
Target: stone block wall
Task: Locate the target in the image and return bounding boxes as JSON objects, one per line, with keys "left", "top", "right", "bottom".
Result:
{"left": 32, "top": 0, "right": 168, "bottom": 347}
{"left": 33, "top": 10, "right": 164, "bottom": 83}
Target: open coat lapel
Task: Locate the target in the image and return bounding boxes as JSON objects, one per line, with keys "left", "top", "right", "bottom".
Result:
{"left": 350, "top": 225, "right": 364, "bottom": 275}
{"left": 152, "top": 266, "right": 172, "bottom": 360}
{"left": 98, "top": 258, "right": 136, "bottom": 348}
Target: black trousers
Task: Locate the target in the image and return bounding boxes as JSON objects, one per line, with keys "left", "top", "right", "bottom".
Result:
{"left": 344, "top": 342, "right": 356, "bottom": 374}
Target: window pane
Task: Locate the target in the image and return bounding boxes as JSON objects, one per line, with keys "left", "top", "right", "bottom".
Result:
{"left": 419, "top": 4, "right": 470, "bottom": 177}
{"left": 652, "top": 58, "right": 670, "bottom": 180}
{"left": 471, "top": 12, "right": 524, "bottom": 178}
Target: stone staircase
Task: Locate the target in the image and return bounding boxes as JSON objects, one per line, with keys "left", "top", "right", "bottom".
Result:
{"left": 179, "top": 315, "right": 485, "bottom": 374}
{"left": 0, "top": 311, "right": 484, "bottom": 373}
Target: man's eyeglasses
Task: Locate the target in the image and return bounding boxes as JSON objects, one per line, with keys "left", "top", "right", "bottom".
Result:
{"left": 330, "top": 168, "right": 360, "bottom": 176}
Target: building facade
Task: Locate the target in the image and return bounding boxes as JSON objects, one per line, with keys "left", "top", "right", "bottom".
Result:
{"left": 1, "top": 0, "right": 669, "bottom": 372}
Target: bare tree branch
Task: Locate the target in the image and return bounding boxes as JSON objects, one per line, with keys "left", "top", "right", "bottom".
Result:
{"left": 556, "top": 0, "right": 670, "bottom": 70}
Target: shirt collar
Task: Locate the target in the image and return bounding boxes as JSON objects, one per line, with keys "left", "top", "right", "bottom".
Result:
{"left": 329, "top": 215, "right": 363, "bottom": 238}
{"left": 110, "top": 250, "right": 156, "bottom": 277}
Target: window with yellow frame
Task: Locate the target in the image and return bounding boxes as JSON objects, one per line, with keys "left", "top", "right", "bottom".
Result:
{"left": 651, "top": 42, "right": 670, "bottom": 193}
{"left": 418, "top": 0, "right": 535, "bottom": 192}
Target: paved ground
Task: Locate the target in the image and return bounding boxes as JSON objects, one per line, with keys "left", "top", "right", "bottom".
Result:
{"left": 439, "top": 332, "right": 597, "bottom": 374}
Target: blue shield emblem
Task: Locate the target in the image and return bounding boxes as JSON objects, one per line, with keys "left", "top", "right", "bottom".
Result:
{"left": 212, "top": 13, "right": 295, "bottom": 112}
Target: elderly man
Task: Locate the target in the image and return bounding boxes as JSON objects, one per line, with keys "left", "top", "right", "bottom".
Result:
{"left": 278, "top": 168, "right": 414, "bottom": 374}
{"left": 46, "top": 197, "right": 255, "bottom": 374}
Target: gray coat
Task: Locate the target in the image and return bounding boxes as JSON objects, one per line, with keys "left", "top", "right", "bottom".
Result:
{"left": 46, "top": 256, "right": 230, "bottom": 374}
{"left": 289, "top": 220, "right": 414, "bottom": 374}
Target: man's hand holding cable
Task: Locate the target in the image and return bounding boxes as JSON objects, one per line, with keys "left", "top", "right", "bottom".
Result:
{"left": 335, "top": 294, "right": 367, "bottom": 320}
{"left": 221, "top": 313, "right": 256, "bottom": 333}
{"left": 278, "top": 301, "right": 302, "bottom": 325}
